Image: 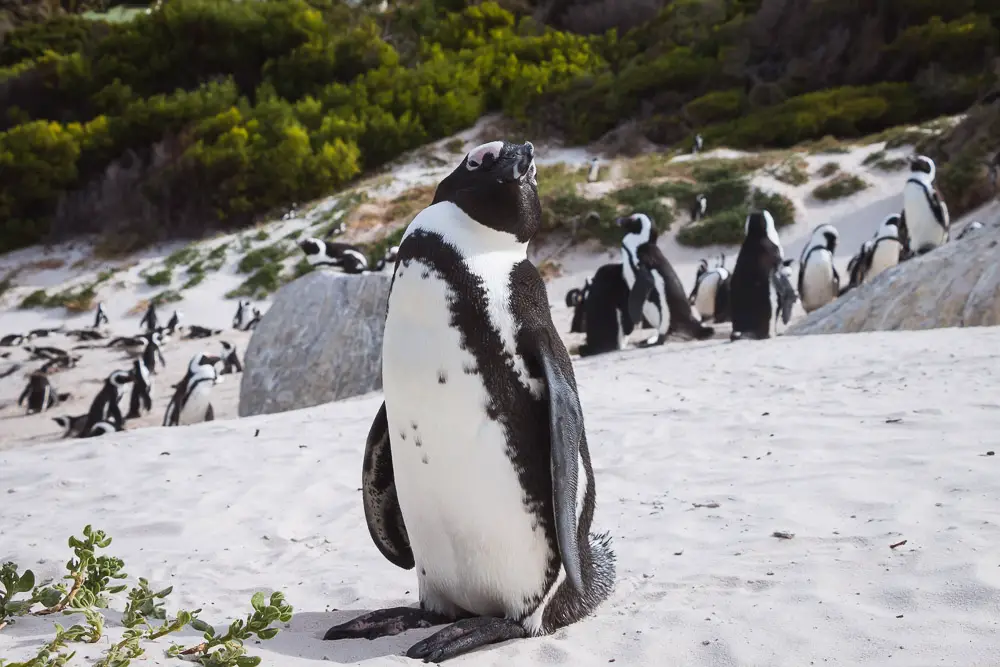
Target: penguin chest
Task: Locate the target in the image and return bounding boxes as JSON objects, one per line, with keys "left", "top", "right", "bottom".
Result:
{"left": 800, "top": 253, "right": 836, "bottom": 311}
{"left": 178, "top": 382, "right": 213, "bottom": 425}
{"left": 867, "top": 241, "right": 901, "bottom": 281}
{"left": 693, "top": 273, "right": 720, "bottom": 319}
{"left": 903, "top": 184, "right": 947, "bottom": 249}
{"left": 381, "top": 261, "right": 553, "bottom": 619}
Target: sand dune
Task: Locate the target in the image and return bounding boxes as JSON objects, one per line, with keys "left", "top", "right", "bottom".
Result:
{"left": 3, "top": 326, "right": 1000, "bottom": 665}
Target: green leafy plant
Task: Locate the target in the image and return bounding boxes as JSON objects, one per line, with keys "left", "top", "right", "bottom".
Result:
{"left": 143, "top": 269, "right": 172, "bottom": 287}
{"left": 812, "top": 173, "right": 869, "bottom": 201}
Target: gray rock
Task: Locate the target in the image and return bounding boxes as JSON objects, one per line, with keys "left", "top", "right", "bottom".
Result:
{"left": 788, "top": 218, "right": 1000, "bottom": 336}
{"left": 238, "top": 270, "right": 390, "bottom": 416}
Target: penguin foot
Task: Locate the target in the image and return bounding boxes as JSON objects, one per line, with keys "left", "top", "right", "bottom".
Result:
{"left": 323, "top": 606, "right": 452, "bottom": 641}
{"left": 405, "top": 616, "right": 526, "bottom": 663}
{"left": 637, "top": 333, "right": 666, "bottom": 348}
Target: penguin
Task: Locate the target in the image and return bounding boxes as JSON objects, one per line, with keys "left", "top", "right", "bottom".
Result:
{"left": 901, "top": 155, "right": 950, "bottom": 256}
{"left": 298, "top": 237, "right": 371, "bottom": 273}
{"left": 693, "top": 134, "right": 704, "bottom": 154}
{"left": 576, "top": 263, "right": 636, "bottom": 357}
{"left": 841, "top": 239, "right": 874, "bottom": 296}
{"left": 79, "top": 369, "right": 134, "bottom": 436}
{"left": 245, "top": 307, "right": 263, "bottom": 331}
{"left": 772, "top": 258, "right": 798, "bottom": 332}
{"left": 165, "top": 310, "right": 182, "bottom": 335}
{"left": 373, "top": 246, "right": 401, "bottom": 273}
{"left": 163, "top": 353, "right": 222, "bottom": 426}
{"left": 565, "top": 279, "right": 591, "bottom": 334}
{"left": 688, "top": 254, "right": 731, "bottom": 324}
{"left": 52, "top": 414, "right": 88, "bottom": 438}
{"left": 233, "top": 300, "right": 254, "bottom": 330}
{"left": 93, "top": 302, "right": 109, "bottom": 328}
{"left": 219, "top": 340, "right": 242, "bottom": 375}
{"left": 18, "top": 372, "right": 59, "bottom": 414}
{"left": 25, "top": 345, "right": 69, "bottom": 361}
{"left": 797, "top": 223, "right": 840, "bottom": 314}
{"left": 40, "top": 354, "right": 80, "bottom": 374}
{"left": 322, "top": 140, "right": 615, "bottom": 661}
{"left": 83, "top": 420, "right": 123, "bottom": 438}
{"left": 67, "top": 329, "right": 106, "bottom": 342}
{"left": 139, "top": 302, "right": 159, "bottom": 333}
{"left": 862, "top": 214, "right": 904, "bottom": 283}
{"left": 125, "top": 356, "right": 154, "bottom": 420}
{"left": 690, "top": 194, "right": 707, "bottom": 223}
{"left": 27, "top": 327, "right": 61, "bottom": 339}
{"left": 141, "top": 333, "right": 166, "bottom": 374}
{"left": 587, "top": 157, "right": 600, "bottom": 183}
{"left": 955, "top": 220, "right": 984, "bottom": 241}
{"left": 0, "top": 334, "right": 25, "bottom": 346}
{"left": 730, "top": 210, "right": 785, "bottom": 340}
{"left": 618, "top": 213, "right": 714, "bottom": 346}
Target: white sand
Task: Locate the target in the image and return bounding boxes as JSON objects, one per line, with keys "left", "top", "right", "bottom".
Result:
{"left": 3, "top": 325, "right": 1000, "bottom": 665}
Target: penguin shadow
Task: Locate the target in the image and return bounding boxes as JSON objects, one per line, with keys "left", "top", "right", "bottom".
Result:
{"left": 265, "top": 609, "right": 437, "bottom": 663}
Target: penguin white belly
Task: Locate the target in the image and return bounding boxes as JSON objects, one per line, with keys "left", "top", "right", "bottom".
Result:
{"left": 903, "top": 184, "right": 947, "bottom": 252}
{"left": 800, "top": 253, "right": 836, "bottom": 312}
{"left": 693, "top": 272, "right": 720, "bottom": 319}
{"left": 178, "top": 384, "right": 213, "bottom": 425}
{"left": 381, "top": 261, "right": 551, "bottom": 620}
{"left": 865, "top": 240, "right": 901, "bottom": 282}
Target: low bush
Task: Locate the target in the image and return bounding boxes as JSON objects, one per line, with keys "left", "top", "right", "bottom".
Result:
{"left": 227, "top": 263, "right": 284, "bottom": 299}
{"left": 144, "top": 268, "right": 172, "bottom": 287}
{"left": 769, "top": 157, "right": 809, "bottom": 186}
{"left": 237, "top": 243, "right": 292, "bottom": 274}
{"left": 812, "top": 173, "right": 869, "bottom": 201}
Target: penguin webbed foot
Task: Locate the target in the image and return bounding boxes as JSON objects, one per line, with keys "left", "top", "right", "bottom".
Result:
{"left": 405, "top": 616, "right": 527, "bottom": 663}
{"left": 637, "top": 333, "right": 667, "bottom": 348}
{"left": 323, "top": 606, "right": 452, "bottom": 642}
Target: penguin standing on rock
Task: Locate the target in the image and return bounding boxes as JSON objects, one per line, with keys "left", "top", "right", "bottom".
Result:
{"left": 139, "top": 302, "right": 159, "bottom": 333}
{"left": 841, "top": 239, "right": 874, "bottom": 296}
{"left": 730, "top": 210, "right": 785, "bottom": 341}
{"left": 18, "top": 372, "right": 59, "bottom": 414}
{"left": 93, "top": 302, "right": 109, "bottom": 328}
{"left": 80, "top": 370, "right": 134, "bottom": 436}
{"left": 298, "top": 237, "right": 371, "bottom": 273}
{"left": 862, "top": 214, "right": 904, "bottom": 283}
{"left": 322, "top": 140, "right": 615, "bottom": 661}
{"left": 618, "top": 213, "right": 713, "bottom": 346}
{"left": 219, "top": 341, "right": 242, "bottom": 375}
{"left": 798, "top": 224, "right": 840, "bottom": 314}
{"left": 163, "top": 353, "right": 222, "bottom": 426}
{"left": 901, "top": 155, "right": 949, "bottom": 257}
{"left": 772, "top": 258, "right": 798, "bottom": 331}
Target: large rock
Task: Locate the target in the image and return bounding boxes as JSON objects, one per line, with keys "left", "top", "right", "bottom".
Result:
{"left": 238, "top": 270, "right": 390, "bottom": 416}
{"left": 788, "top": 218, "right": 1000, "bottom": 336}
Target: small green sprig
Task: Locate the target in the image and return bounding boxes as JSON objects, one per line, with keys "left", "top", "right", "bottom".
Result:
{"left": 37, "top": 525, "right": 127, "bottom": 616}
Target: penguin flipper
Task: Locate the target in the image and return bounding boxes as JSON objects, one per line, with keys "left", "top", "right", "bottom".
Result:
{"left": 626, "top": 267, "right": 655, "bottom": 326}
{"left": 361, "top": 402, "right": 414, "bottom": 570}
{"left": 534, "top": 329, "right": 585, "bottom": 594}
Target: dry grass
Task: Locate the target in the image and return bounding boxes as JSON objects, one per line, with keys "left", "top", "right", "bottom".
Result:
{"left": 800, "top": 135, "right": 853, "bottom": 154}
{"left": 626, "top": 153, "right": 779, "bottom": 182}
{"left": 768, "top": 156, "right": 810, "bottom": 185}
{"left": 127, "top": 299, "right": 150, "bottom": 316}
{"left": 386, "top": 185, "right": 436, "bottom": 222}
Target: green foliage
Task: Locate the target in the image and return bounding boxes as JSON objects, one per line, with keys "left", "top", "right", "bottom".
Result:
{"left": 144, "top": 269, "right": 172, "bottom": 287}
{"left": 861, "top": 150, "right": 907, "bottom": 171}
{"left": 150, "top": 290, "right": 183, "bottom": 306}
{"left": 812, "top": 173, "right": 869, "bottom": 201}
{"left": 768, "top": 157, "right": 809, "bottom": 186}
{"left": 817, "top": 161, "right": 840, "bottom": 177}
{"left": 164, "top": 244, "right": 201, "bottom": 268}
{"left": 227, "top": 265, "right": 283, "bottom": 299}
{"left": 237, "top": 243, "right": 292, "bottom": 274}
{"left": 0, "top": 16, "right": 103, "bottom": 68}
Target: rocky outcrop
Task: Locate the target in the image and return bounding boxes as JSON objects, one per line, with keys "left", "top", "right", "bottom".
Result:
{"left": 788, "top": 217, "right": 1000, "bottom": 336}
{"left": 238, "top": 270, "right": 390, "bottom": 417}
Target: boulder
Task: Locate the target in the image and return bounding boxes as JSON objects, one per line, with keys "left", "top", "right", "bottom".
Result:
{"left": 788, "top": 218, "right": 1000, "bottom": 336}
{"left": 238, "top": 270, "right": 390, "bottom": 417}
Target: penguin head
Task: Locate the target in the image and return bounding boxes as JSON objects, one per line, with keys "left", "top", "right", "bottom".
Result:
{"left": 109, "top": 369, "right": 135, "bottom": 387}
{"left": 617, "top": 213, "right": 655, "bottom": 247}
{"left": 220, "top": 341, "right": 233, "bottom": 353}
{"left": 744, "top": 209, "right": 784, "bottom": 262}
{"left": 384, "top": 245, "right": 400, "bottom": 264}
{"left": 433, "top": 140, "right": 540, "bottom": 243}
{"left": 876, "top": 214, "right": 901, "bottom": 240}
{"left": 808, "top": 224, "right": 839, "bottom": 255}
{"left": 909, "top": 155, "right": 935, "bottom": 180}
{"left": 299, "top": 237, "right": 327, "bottom": 263}
{"left": 565, "top": 288, "right": 583, "bottom": 308}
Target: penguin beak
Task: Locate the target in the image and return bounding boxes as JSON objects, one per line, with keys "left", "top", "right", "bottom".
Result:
{"left": 499, "top": 142, "right": 535, "bottom": 183}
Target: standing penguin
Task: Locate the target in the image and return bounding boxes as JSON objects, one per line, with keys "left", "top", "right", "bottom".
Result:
{"left": 141, "top": 333, "right": 166, "bottom": 374}
{"left": 163, "top": 354, "right": 222, "bottom": 426}
{"left": 862, "top": 214, "right": 904, "bottom": 283}
{"left": 219, "top": 340, "right": 242, "bottom": 375}
{"left": 693, "top": 134, "right": 704, "bottom": 154}
{"left": 901, "top": 155, "right": 950, "bottom": 256}
{"left": 577, "top": 263, "right": 639, "bottom": 357}
{"left": 730, "top": 210, "right": 785, "bottom": 341}
{"left": 587, "top": 157, "right": 601, "bottom": 183}
{"left": 164, "top": 310, "right": 182, "bottom": 335}
{"left": 841, "top": 239, "right": 874, "bottom": 296}
{"left": 139, "top": 302, "right": 159, "bottom": 333}
{"left": 322, "top": 140, "right": 615, "bottom": 661}
{"left": 688, "top": 256, "right": 731, "bottom": 324}
{"left": 233, "top": 300, "right": 254, "bottom": 331}
{"left": 798, "top": 223, "right": 840, "bottom": 314}
{"left": 690, "top": 194, "right": 707, "bottom": 223}
{"left": 80, "top": 369, "right": 134, "bottom": 436}
{"left": 93, "top": 302, "right": 109, "bottom": 328}
{"left": 18, "top": 372, "right": 59, "bottom": 414}
{"left": 618, "top": 213, "right": 713, "bottom": 346}
{"left": 125, "top": 355, "right": 154, "bottom": 420}
{"left": 772, "top": 258, "right": 798, "bottom": 332}
{"left": 565, "top": 279, "right": 591, "bottom": 334}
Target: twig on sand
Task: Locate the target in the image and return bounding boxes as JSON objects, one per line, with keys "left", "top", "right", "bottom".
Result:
{"left": 772, "top": 531, "right": 795, "bottom": 540}
{"left": 889, "top": 539, "right": 907, "bottom": 549}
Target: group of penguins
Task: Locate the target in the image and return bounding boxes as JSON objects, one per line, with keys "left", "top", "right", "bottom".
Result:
{"left": 8, "top": 299, "right": 257, "bottom": 438}
{"left": 565, "top": 155, "right": 983, "bottom": 353}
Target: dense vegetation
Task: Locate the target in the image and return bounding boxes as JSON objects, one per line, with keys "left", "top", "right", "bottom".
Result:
{"left": 1, "top": 0, "right": 997, "bottom": 253}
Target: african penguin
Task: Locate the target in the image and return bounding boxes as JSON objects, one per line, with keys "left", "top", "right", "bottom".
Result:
{"left": 80, "top": 369, "right": 134, "bottom": 437}
{"left": 125, "top": 356, "right": 154, "bottom": 420}
{"left": 0, "top": 334, "right": 25, "bottom": 346}
{"left": 184, "top": 324, "right": 222, "bottom": 339}
{"left": 298, "top": 237, "right": 371, "bottom": 274}
{"left": 902, "top": 155, "right": 950, "bottom": 256}
{"left": 772, "top": 258, "right": 798, "bottom": 332}
{"left": 693, "top": 134, "right": 703, "bottom": 154}
{"left": 373, "top": 246, "right": 401, "bottom": 273}
{"left": 93, "top": 302, "right": 109, "bottom": 328}
{"left": 690, "top": 194, "right": 707, "bottom": 223}
{"left": 83, "top": 420, "right": 123, "bottom": 438}
{"left": 165, "top": 310, "right": 182, "bottom": 335}
{"left": 139, "top": 302, "right": 159, "bottom": 333}
{"left": 323, "top": 139, "right": 615, "bottom": 661}
{"left": 730, "top": 210, "right": 785, "bottom": 340}
{"left": 565, "top": 279, "right": 591, "bottom": 335}
{"left": 798, "top": 223, "right": 840, "bottom": 313}
{"left": 841, "top": 239, "right": 874, "bottom": 296}
{"left": 163, "top": 354, "right": 222, "bottom": 426}
{"left": 233, "top": 300, "right": 255, "bottom": 331}
{"left": 575, "top": 263, "right": 637, "bottom": 356}
{"left": 688, "top": 254, "right": 731, "bottom": 324}
{"left": 18, "top": 372, "right": 59, "bottom": 414}
{"left": 245, "top": 307, "right": 262, "bottom": 331}
{"left": 618, "top": 213, "right": 713, "bottom": 346}
{"left": 53, "top": 414, "right": 88, "bottom": 438}
{"left": 955, "top": 220, "right": 984, "bottom": 241}
{"left": 863, "top": 214, "right": 904, "bottom": 283}
{"left": 587, "top": 157, "right": 600, "bottom": 183}
{"left": 219, "top": 340, "right": 242, "bottom": 375}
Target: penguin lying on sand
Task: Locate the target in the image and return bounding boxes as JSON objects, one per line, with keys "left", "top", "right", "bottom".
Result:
{"left": 0, "top": 334, "right": 25, "bottom": 346}
{"left": 184, "top": 324, "right": 222, "bottom": 339}
{"left": 323, "top": 140, "right": 615, "bottom": 661}
{"left": 53, "top": 414, "right": 89, "bottom": 438}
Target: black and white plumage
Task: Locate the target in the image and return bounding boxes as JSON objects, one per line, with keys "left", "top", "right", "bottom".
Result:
{"left": 862, "top": 214, "right": 904, "bottom": 284}
{"left": 93, "top": 302, "right": 109, "bottom": 328}
{"left": 83, "top": 420, "right": 123, "bottom": 438}
{"left": 373, "top": 245, "right": 400, "bottom": 272}
{"left": 955, "top": 221, "right": 984, "bottom": 241}
{"left": 165, "top": 310, "right": 182, "bottom": 335}
{"left": 25, "top": 345, "right": 69, "bottom": 362}
{"left": 587, "top": 157, "right": 600, "bottom": 183}
{"left": 80, "top": 369, "right": 134, "bottom": 437}
{"left": 772, "top": 258, "right": 798, "bottom": 331}
{"left": 219, "top": 341, "right": 242, "bottom": 375}
{"left": 52, "top": 414, "right": 88, "bottom": 438}
{"left": 141, "top": 334, "right": 166, "bottom": 374}
{"left": 232, "top": 300, "right": 260, "bottom": 331}
{"left": 688, "top": 254, "right": 731, "bottom": 324}
{"left": 27, "top": 327, "right": 61, "bottom": 339}
{"left": 298, "top": 237, "right": 371, "bottom": 274}
{"left": 690, "top": 194, "right": 707, "bottom": 223}
{"left": 841, "top": 239, "right": 874, "bottom": 296}
{"left": 18, "top": 372, "right": 59, "bottom": 414}
{"left": 902, "top": 155, "right": 949, "bottom": 256}
{"left": 40, "top": 354, "right": 80, "bottom": 374}
{"left": 67, "top": 329, "right": 106, "bottom": 342}
{"left": 565, "top": 279, "right": 591, "bottom": 334}
{"left": 618, "top": 213, "right": 713, "bottom": 346}
{"left": 0, "top": 334, "right": 25, "bottom": 346}
{"left": 323, "top": 140, "right": 615, "bottom": 662}
{"left": 575, "top": 263, "right": 637, "bottom": 357}
{"left": 798, "top": 224, "right": 840, "bottom": 314}
{"left": 730, "top": 210, "right": 785, "bottom": 341}
{"left": 139, "top": 302, "right": 159, "bottom": 333}
{"left": 163, "top": 354, "right": 222, "bottom": 426}
{"left": 184, "top": 325, "right": 222, "bottom": 339}
{"left": 125, "top": 357, "right": 154, "bottom": 419}
{"left": 693, "top": 134, "right": 704, "bottom": 154}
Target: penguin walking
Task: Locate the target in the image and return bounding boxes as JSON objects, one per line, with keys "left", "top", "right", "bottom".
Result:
{"left": 587, "top": 157, "right": 600, "bottom": 183}
{"left": 772, "top": 258, "right": 798, "bottom": 332}
{"left": 80, "top": 369, "right": 134, "bottom": 436}
{"left": 322, "top": 140, "right": 615, "bottom": 661}
{"left": 955, "top": 220, "right": 984, "bottom": 241}
{"left": 862, "top": 214, "right": 905, "bottom": 283}
{"left": 219, "top": 341, "right": 242, "bottom": 375}
{"left": 52, "top": 414, "right": 88, "bottom": 438}
{"left": 565, "top": 279, "right": 591, "bottom": 334}
{"left": 730, "top": 210, "right": 785, "bottom": 340}
{"left": 163, "top": 353, "right": 222, "bottom": 426}
{"left": 165, "top": 310, "right": 182, "bottom": 335}
{"left": 798, "top": 224, "right": 840, "bottom": 314}
{"left": 125, "top": 355, "right": 155, "bottom": 420}
{"left": 245, "top": 307, "right": 263, "bottom": 331}
{"left": 690, "top": 194, "right": 707, "bottom": 223}
{"left": 901, "top": 155, "right": 950, "bottom": 256}
{"left": 18, "top": 372, "right": 59, "bottom": 414}
{"left": 141, "top": 333, "right": 166, "bottom": 374}
{"left": 139, "top": 302, "right": 159, "bottom": 333}
{"left": 618, "top": 213, "right": 713, "bottom": 346}
{"left": 233, "top": 300, "right": 253, "bottom": 330}
{"left": 93, "top": 302, "right": 109, "bottom": 328}
{"left": 298, "top": 237, "right": 371, "bottom": 273}
{"left": 688, "top": 255, "right": 732, "bottom": 324}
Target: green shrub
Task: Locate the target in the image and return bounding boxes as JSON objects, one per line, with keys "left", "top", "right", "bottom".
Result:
{"left": 812, "top": 173, "right": 869, "bottom": 201}
{"left": 144, "top": 268, "right": 172, "bottom": 287}
{"left": 151, "top": 289, "right": 183, "bottom": 306}
{"left": 817, "top": 161, "right": 840, "bottom": 177}
{"left": 770, "top": 157, "right": 809, "bottom": 185}
{"left": 751, "top": 189, "right": 796, "bottom": 229}
{"left": 164, "top": 244, "right": 200, "bottom": 268}
{"left": 683, "top": 89, "right": 746, "bottom": 125}
{"left": 676, "top": 209, "right": 745, "bottom": 247}
{"left": 237, "top": 243, "right": 292, "bottom": 273}
{"left": 227, "top": 264, "right": 284, "bottom": 299}
{"left": 20, "top": 289, "right": 49, "bottom": 308}
{"left": 0, "top": 16, "right": 104, "bottom": 67}
{"left": 182, "top": 273, "right": 205, "bottom": 289}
